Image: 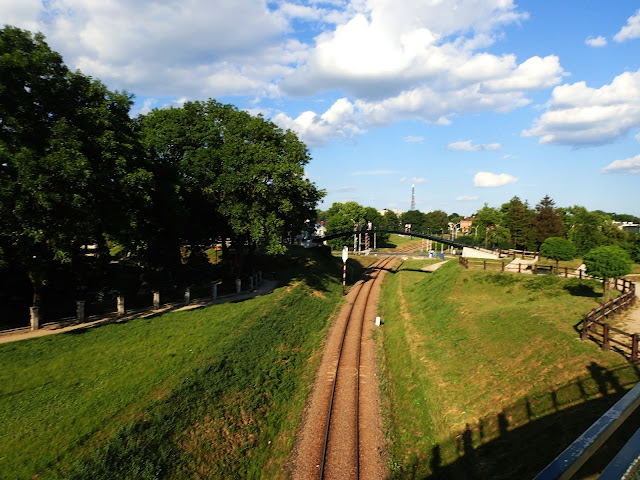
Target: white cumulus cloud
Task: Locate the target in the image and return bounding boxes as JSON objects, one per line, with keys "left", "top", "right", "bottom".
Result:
{"left": 399, "top": 177, "right": 425, "bottom": 183}
{"left": 448, "top": 140, "right": 502, "bottom": 151}
{"left": 602, "top": 155, "right": 640, "bottom": 174}
{"left": 272, "top": 97, "right": 364, "bottom": 146}
{"left": 585, "top": 36, "right": 607, "bottom": 47}
{"left": 473, "top": 172, "right": 518, "bottom": 187}
{"left": 523, "top": 70, "right": 640, "bottom": 146}
{"left": 457, "top": 196, "right": 479, "bottom": 201}
{"left": 351, "top": 170, "right": 401, "bottom": 176}
{"left": 6, "top": 0, "right": 297, "bottom": 99}
{"left": 405, "top": 136, "right": 425, "bottom": 144}
{"left": 614, "top": 9, "right": 640, "bottom": 42}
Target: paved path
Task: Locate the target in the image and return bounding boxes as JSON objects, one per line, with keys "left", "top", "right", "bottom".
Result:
{"left": 0, "top": 280, "right": 278, "bottom": 345}
{"left": 421, "top": 259, "right": 450, "bottom": 272}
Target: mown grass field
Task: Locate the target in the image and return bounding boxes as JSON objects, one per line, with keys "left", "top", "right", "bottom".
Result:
{"left": 0, "top": 247, "right": 355, "bottom": 480}
{"left": 377, "top": 234, "right": 426, "bottom": 252}
{"left": 378, "top": 259, "right": 639, "bottom": 479}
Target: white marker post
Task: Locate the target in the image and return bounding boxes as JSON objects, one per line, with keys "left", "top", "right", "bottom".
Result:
{"left": 342, "top": 246, "right": 348, "bottom": 296}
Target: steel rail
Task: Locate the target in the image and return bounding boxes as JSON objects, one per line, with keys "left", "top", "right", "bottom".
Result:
{"left": 319, "top": 254, "right": 396, "bottom": 480}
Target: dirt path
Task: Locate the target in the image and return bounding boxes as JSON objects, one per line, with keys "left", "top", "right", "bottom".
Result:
{"left": 610, "top": 277, "right": 640, "bottom": 335}
{"left": 0, "top": 280, "right": 278, "bottom": 345}
{"left": 287, "top": 259, "right": 393, "bottom": 480}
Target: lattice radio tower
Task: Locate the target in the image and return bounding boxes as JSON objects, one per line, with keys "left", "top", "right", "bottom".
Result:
{"left": 410, "top": 184, "right": 415, "bottom": 210}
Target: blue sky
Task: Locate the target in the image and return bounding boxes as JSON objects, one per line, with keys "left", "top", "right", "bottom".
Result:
{"left": 3, "top": 0, "right": 640, "bottom": 216}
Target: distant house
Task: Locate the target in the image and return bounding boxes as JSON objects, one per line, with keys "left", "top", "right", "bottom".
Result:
{"left": 459, "top": 216, "right": 474, "bottom": 234}
{"left": 617, "top": 222, "right": 640, "bottom": 233}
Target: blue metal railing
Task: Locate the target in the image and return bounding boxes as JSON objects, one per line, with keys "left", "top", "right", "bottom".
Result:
{"left": 534, "top": 381, "right": 640, "bottom": 480}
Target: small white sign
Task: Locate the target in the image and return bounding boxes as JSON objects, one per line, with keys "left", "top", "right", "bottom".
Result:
{"left": 342, "top": 246, "right": 349, "bottom": 262}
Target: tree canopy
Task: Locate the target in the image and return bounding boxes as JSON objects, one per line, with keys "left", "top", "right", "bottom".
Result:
{"left": 534, "top": 195, "right": 564, "bottom": 244}
{"left": 540, "top": 237, "right": 576, "bottom": 264}
{"left": 584, "top": 246, "right": 632, "bottom": 280}
{"left": 0, "top": 26, "right": 152, "bottom": 303}
{"left": 138, "top": 100, "right": 323, "bottom": 258}
{"left": 0, "top": 26, "right": 324, "bottom": 314}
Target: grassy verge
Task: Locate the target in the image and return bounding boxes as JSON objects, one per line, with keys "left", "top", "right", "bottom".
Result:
{"left": 0, "top": 247, "right": 346, "bottom": 479}
{"left": 377, "top": 234, "right": 426, "bottom": 252}
{"left": 378, "top": 260, "right": 638, "bottom": 479}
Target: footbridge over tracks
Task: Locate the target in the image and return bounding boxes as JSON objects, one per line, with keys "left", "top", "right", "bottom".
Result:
{"left": 312, "top": 228, "right": 473, "bottom": 251}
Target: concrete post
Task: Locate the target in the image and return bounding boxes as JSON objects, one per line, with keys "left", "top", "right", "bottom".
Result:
{"left": 76, "top": 301, "right": 85, "bottom": 323}
{"left": 30, "top": 306, "right": 40, "bottom": 331}
{"left": 212, "top": 283, "right": 218, "bottom": 301}
{"left": 249, "top": 275, "right": 254, "bottom": 290}
{"left": 235, "top": 278, "right": 241, "bottom": 294}
{"left": 153, "top": 291, "right": 160, "bottom": 310}
{"left": 184, "top": 287, "right": 191, "bottom": 305}
{"left": 117, "top": 296, "right": 125, "bottom": 316}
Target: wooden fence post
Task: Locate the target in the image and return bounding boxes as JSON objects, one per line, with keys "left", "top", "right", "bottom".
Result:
{"left": 632, "top": 334, "right": 639, "bottom": 363}
{"left": 518, "top": 263, "right": 522, "bottom": 273}
{"left": 502, "top": 262, "right": 505, "bottom": 272}
{"left": 579, "top": 269, "right": 583, "bottom": 279}
{"left": 483, "top": 260, "right": 487, "bottom": 270}
{"left": 581, "top": 314, "right": 590, "bottom": 340}
{"left": 564, "top": 267, "right": 568, "bottom": 278}
{"left": 602, "top": 324, "right": 610, "bottom": 351}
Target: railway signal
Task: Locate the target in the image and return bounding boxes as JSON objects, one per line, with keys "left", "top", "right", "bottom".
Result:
{"left": 342, "top": 246, "right": 348, "bottom": 295}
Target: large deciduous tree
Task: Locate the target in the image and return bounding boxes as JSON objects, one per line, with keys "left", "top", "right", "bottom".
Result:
{"left": 0, "top": 26, "right": 151, "bottom": 306}
{"left": 540, "top": 237, "right": 576, "bottom": 267}
{"left": 424, "top": 210, "right": 449, "bottom": 233}
{"left": 472, "top": 203, "right": 503, "bottom": 248}
{"left": 324, "top": 202, "right": 366, "bottom": 250}
{"left": 401, "top": 210, "right": 428, "bottom": 233}
{"left": 584, "top": 246, "right": 632, "bottom": 300}
{"left": 138, "top": 100, "right": 323, "bottom": 263}
{"left": 563, "top": 206, "right": 607, "bottom": 257}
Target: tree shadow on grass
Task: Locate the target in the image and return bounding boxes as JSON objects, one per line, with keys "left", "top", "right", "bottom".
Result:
{"left": 392, "top": 363, "right": 640, "bottom": 480}
{"left": 563, "top": 279, "right": 602, "bottom": 298}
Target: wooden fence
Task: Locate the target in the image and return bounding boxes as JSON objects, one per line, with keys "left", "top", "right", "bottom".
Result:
{"left": 497, "top": 248, "right": 539, "bottom": 260}
{"left": 459, "top": 257, "right": 598, "bottom": 279}
{"left": 581, "top": 281, "right": 638, "bottom": 360}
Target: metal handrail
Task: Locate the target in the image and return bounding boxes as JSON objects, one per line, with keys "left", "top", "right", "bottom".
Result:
{"left": 534, "top": 381, "right": 640, "bottom": 480}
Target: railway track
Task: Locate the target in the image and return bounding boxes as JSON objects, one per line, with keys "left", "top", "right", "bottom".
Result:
{"left": 319, "top": 254, "right": 398, "bottom": 480}
{"left": 290, "top": 246, "right": 419, "bottom": 480}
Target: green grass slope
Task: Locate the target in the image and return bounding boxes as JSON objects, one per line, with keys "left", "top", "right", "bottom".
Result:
{"left": 0, "top": 247, "right": 351, "bottom": 480}
{"left": 379, "top": 260, "right": 639, "bottom": 479}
